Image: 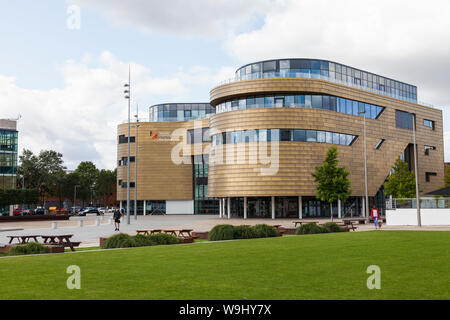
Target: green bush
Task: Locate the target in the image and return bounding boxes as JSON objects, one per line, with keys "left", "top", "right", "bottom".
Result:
{"left": 296, "top": 223, "right": 324, "bottom": 235}
{"left": 321, "top": 222, "right": 344, "bottom": 233}
{"left": 148, "top": 233, "right": 180, "bottom": 245}
{"left": 208, "top": 224, "right": 235, "bottom": 241}
{"left": 233, "top": 225, "right": 258, "bottom": 239}
{"left": 252, "top": 224, "right": 278, "bottom": 238}
{"left": 101, "top": 233, "right": 136, "bottom": 249}
{"left": 8, "top": 242, "right": 49, "bottom": 256}
{"left": 133, "top": 234, "right": 156, "bottom": 247}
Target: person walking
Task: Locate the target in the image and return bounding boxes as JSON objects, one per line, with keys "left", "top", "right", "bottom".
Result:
{"left": 371, "top": 205, "right": 380, "bottom": 230}
{"left": 113, "top": 208, "right": 123, "bottom": 231}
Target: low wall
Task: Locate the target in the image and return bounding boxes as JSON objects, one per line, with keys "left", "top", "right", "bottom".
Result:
{"left": 386, "top": 209, "right": 450, "bottom": 226}
{"left": 0, "top": 215, "right": 70, "bottom": 223}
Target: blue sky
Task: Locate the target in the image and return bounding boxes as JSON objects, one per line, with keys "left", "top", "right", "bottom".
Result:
{"left": 0, "top": 0, "right": 449, "bottom": 169}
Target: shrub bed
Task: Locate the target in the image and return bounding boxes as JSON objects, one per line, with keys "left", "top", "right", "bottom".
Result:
{"left": 296, "top": 222, "right": 344, "bottom": 235}
{"left": 8, "top": 242, "right": 49, "bottom": 256}
{"left": 209, "top": 224, "right": 279, "bottom": 241}
{"left": 296, "top": 223, "right": 324, "bottom": 235}
{"left": 101, "top": 233, "right": 180, "bottom": 249}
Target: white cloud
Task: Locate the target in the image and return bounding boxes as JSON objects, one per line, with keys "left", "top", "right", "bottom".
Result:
{"left": 71, "top": 0, "right": 269, "bottom": 36}
{"left": 0, "top": 51, "right": 228, "bottom": 170}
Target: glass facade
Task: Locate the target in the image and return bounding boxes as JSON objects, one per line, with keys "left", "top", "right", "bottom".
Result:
{"left": 193, "top": 155, "right": 219, "bottom": 214}
{"left": 395, "top": 110, "right": 414, "bottom": 130}
{"left": 234, "top": 59, "right": 417, "bottom": 102}
{"left": 216, "top": 94, "right": 384, "bottom": 119}
{"left": 212, "top": 129, "right": 357, "bottom": 147}
{"left": 149, "top": 103, "right": 215, "bottom": 122}
{"left": 0, "top": 129, "right": 18, "bottom": 189}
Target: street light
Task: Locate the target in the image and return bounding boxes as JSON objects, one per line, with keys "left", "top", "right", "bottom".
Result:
{"left": 412, "top": 113, "right": 421, "bottom": 226}
{"left": 74, "top": 185, "right": 80, "bottom": 210}
{"left": 358, "top": 106, "right": 369, "bottom": 219}
{"left": 134, "top": 106, "right": 140, "bottom": 221}
{"left": 124, "top": 65, "right": 131, "bottom": 225}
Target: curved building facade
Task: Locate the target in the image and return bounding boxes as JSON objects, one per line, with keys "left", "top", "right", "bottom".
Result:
{"left": 117, "top": 58, "right": 444, "bottom": 219}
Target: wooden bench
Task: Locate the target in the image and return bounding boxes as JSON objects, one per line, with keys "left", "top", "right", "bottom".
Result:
{"left": 136, "top": 229, "right": 162, "bottom": 235}
{"left": 7, "top": 235, "right": 40, "bottom": 244}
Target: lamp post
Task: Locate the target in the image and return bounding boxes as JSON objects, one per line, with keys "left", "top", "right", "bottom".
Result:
{"left": 134, "top": 105, "right": 140, "bottom": 220}
{"left": 358, "top": 106, "right": 369, "bottom": 219}
{"left": 74, "top": 185, "right": 80, "bottom": 211}
{"left": 412, "top": 113, "right": 421, "bottom": 226}
{"left": 124, "top": 65, "right": 131, "bottom": 225}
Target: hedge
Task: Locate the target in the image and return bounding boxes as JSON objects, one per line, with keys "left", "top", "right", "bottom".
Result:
{"left": 8, "top": 242, "right": 49, "bottom": 256}
{"left": 296, "top": 222, "right": 324, "bottom": 235}
{"left": 101, "top": 233, "right": 180, "bottom": 249}
{"left": 209, "top": 224, "right": 279, "bottom": 241}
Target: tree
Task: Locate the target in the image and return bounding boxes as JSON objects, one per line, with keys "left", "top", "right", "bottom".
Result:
{"left": 312, "top": 146, "right": 352, "bottom": 221}
{"left": 384, "top": 158, "right": 416, "bottom": 198}
{"left": 95, "top": 169, "right": 116, "bottom": 207}
{"left": 445, "top": 164, "right": 450, "bottom": 188}
{"left": 17, "top": 149, "right": 66, "bottom": 205}
{"left": 74, "top": 161, "right": 99, "bottom": 206}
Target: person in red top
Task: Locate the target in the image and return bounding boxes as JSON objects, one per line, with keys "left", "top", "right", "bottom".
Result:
{"left": 371, "top": 206, "right": 380, "bottom": 229}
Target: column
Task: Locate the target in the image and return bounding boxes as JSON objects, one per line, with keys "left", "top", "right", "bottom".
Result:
{"left": 143, "top": 200, "right": 147, "bottom": 216}
{"left": 362, "top": 196, "right": 366, "bottom": 217}
{"left": 227, "top": 198, "right": 231, "bottom": 219}
{"left": 271, "top": 196, "right": 275, "bottom": 220}
{"left": 222, "top": 198, "right": 226, "bottom": 219}
{"left": 298, "top": 196, "right": 303, "bottom": 219}
{"left": 219, "top": 199, "right": 222, "bottom": 218}
{"left": 338, "top": 199, "right": 342, "bottom": 219}
{"left": 244, "top": 197, "right": 248, "bottom": 219}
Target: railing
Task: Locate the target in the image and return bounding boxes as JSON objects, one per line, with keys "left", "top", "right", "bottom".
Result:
{"left": 216, "top": 72, "right": 442, "bottom": 109}
{"left": 387, "top": 198, "right": 450, "bottom": 209}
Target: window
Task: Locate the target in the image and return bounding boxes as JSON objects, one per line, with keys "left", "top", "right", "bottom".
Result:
{"left": 425, "top": 172, "right": 437, "bottom": 182}
{"left": 424, "top": 145, "right": 436, "bottom": 155}
{"left": 293, "top": 130, "right": 306, "bottom": 141}
{"left": 424, "top": 119, "right": 435, "bottom": 130}
{"left": 311, "top": 96, "right": 322, "bottom": 109}
{"left": 275, "top": 97, "right": 284, "bottom": 108}
{"left": 118, "top": 135, "right": 135, "bottom": 144}
{"left": 375, "top": 139, "right": 385, "bottom": 150}
{"left": 396, "top": 110, "right": 414, "bottom": 130}
{"left": 280, "top": 130, "right": 292, "bottom": 141}
{"left": 263, "top": 61, "right": 276, "bottom": 72}
{"left": 306, "top": 130, "right": 317, "bottom": 142}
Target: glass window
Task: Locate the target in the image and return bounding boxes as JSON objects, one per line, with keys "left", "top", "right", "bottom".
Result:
{"left": 239, "top": 99, "right": 246, "bottom": 109}
{"left": 285, "top": 96, "right": 295, "bottom": 107}
{"left": 255, "top": 96, "right": 264, "bottom": 108}
{"left": 279, "top": 60, "right": 290, "bottom": 69}
{"left": 326, "top": 131, "right": 333, "bottom": 144}
{"left": 293, "top": 130, "right": 306, "bottom": 141}
{"left": 295, "top": 95, "right": 305, "bottom": 107}
{"left": 247, "top": 97, "right": 255, "bottom": 108}
{"left": 280, "top": 129, "right": 292, "bottom": 141}
{"left": 306, "top": 130, "right": 317, "bottom": 142}
{"left": 329, "top": 96, "right": 336, "bottom": 111}
{"left": 346, "top": 135, "right": 355, "bottom": 146}
{"left": 251, "top": 63, "right": 261, "bottom": 73}
{"left": 275, "top": 97, "right": 284, "bottom": 108}
{"left": 329, "top": 62, "right": 335, "bottom": 72}
{"left": 339, "top": 134, "right": 347, "bottom": 145}
{"left": 323, "top": 96, "right": 330, "bottom": 110}
{"left": 265, "top": 96, "right": 274, "bottom": 108}
{"left": 263, "top": 61, "right": 277, "bottom": 72}
{"left": 311, "top": 60, "right": 320, "bottom": 69}
{"left": 332, "top": 132, "right": 340, "bottom": 144}
{"left": 259, "top": 129, "right": 268, "bottom": 142}
{"left": 305, "top": 95, "right": 312, "bottom": 108}
{"left": 312, "top": 96, "right": 322, "bottom": 109}
{"left": 352, "top": 101, "right": 359, "bottom": 115}
{"left": 317, "top": 131, "right": 326, "bottom": 143}
{"left": 346, "top": 99, "right": 353, "bottom": 115}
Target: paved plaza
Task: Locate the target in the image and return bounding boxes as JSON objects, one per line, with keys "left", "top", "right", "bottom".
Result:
{"left": 1, "top": 214, "right": 449, "bottom": 247}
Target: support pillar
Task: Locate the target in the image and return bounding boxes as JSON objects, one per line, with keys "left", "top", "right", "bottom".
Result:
{"left": 219, "top": 199, "right": 223, "bottom": 218}
{"left": 227, "top": 198, "right": 231, "bottom": 219}
{"left": 338, "top": 199, "right": 342, "bottom": 219}
{"left": 298, "top": 196, "right": 303, "bottom": 219}
{"left": 362, "top": 196, "right": 366, "bottom": 217}
{"left": 222, "top": 198, "right": 226, "bottom": 219}
{"left": 271, "top": 196, "right": 275, "bottom": 220}
{"left": 143, "top": 200, "right": 147, "bottom": 216}
{"left": 244, "top": 197, "right": 248, "bottom": 219}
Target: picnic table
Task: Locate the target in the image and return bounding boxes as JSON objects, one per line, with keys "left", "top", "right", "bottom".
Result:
{"left": 7, "top": 235, "right": 40, "bottom": 244}
{"left": 40, "top": 234, "right": 80, "bottom": 252}
{"left": 136, "top": 229, "right": 162, "bottom": 235}
{"left": 292, "top": 221, "right": 319, "bottom": 227}
{"left": 177, "top": 229, "right": 194, "bottom": 238}
{"left": 161, "top": 229, "right": 178, "bottom": 237}
{"left": 343, "top": 218, "right": 368, "bottom": 225}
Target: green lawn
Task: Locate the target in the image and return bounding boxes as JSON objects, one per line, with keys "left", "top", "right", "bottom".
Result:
{"left": 0, "top": 231, "right": 448, "bottom": 300}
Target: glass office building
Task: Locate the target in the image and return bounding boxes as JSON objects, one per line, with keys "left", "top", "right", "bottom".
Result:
{"left": 0, "top": 120, "right": 18, "bottom": 190}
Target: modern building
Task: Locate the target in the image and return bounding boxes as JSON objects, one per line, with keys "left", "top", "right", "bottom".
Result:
{"left": 0, "top": 119, "right": 18, "bottom": 190}
{"left": 117, "top": 58, "right": 444, "bottom": 219}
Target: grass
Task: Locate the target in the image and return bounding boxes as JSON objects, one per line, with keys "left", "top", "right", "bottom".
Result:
{"left": 0, "top": 231, "right": 448, "bottom": 300}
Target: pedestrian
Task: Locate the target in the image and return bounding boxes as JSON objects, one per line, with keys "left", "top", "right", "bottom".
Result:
{"left": 371, "top": 205, "right": 380, "bottom": 230}
{"left": 113, "top": 208, "right": 122, "bottom": 231}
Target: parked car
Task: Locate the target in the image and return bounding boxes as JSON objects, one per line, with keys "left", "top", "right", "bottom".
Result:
{"left": 13, "top": 208, "right": 25, "bottom": 216}
{"left": 1, "top": 210, "right": 9, "bottom": 216}
{"left": 78, "top": 208, "right": 100, "bottom": 216}
{"left": 21, "top": 209, "right": 33, "bottom": 215}
{"left": 34, "top": 207, "right": 48, "bottom": 215}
